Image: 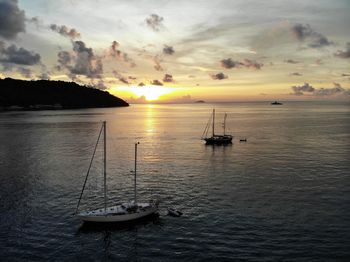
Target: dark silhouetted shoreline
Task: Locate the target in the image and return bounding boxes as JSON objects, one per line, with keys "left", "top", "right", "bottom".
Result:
{"left": 0, "top": 78, "right": 129, "bottom": 111}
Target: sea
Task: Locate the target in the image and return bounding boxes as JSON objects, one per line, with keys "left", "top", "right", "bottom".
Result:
{"left": 0, "top": 101, "right": 349, "bottom": 261}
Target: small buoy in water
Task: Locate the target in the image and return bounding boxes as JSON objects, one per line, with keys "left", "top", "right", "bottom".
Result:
{"left": 167, "top": 207, "right": 183, "bottom": 217}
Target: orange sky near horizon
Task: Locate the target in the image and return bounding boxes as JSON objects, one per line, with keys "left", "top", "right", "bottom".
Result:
{"left": 0, "top": 0, "right": 349, "bottom": 103}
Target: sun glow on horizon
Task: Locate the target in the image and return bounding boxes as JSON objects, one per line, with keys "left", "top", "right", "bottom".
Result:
{"left": 111, "top": 85, "right": 175, "bottom": 101}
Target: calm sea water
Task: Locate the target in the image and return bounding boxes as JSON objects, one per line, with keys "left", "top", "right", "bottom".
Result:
{"left": 0, "top": 102, "right": 349, "bottom": 261}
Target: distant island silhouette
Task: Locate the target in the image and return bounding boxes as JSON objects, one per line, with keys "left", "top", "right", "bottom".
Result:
{"left": 0, "top": 78, "right": 129, "bottom": 110}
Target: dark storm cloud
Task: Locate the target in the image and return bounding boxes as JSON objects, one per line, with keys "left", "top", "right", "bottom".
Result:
{"left": 221, "top": 58, "right": 263, "bottom": 70}
{"left": 151, "top": 79, "right": 163, "bottom": 86}
{"left": 163, "top": 73, "right": 173, "bottom": 82}
{"left": 334, "top": 43, "right": 350, "bottom": 59}
{"left": 0, "top": 41, "right": 41, "bottom": 65}
{"left": 290, "top": 72, "right": 302, "bottom": 76}
{"left": 163, "top": 45, "right": 174, "bottom": 55}
{"left": 291, "top": 82, "right": 349, "bottom": 96}
{"left": 145, "top": 14, "right": 164, "bottom": 31}
{"left": 291, "top": 24, "right": 333, "bottom": 48}
{"left": 50, "top": 24, "right": 81, "bottom": 39}
{"left": 285, "top": 59, "right": 300, "bottom": 64}
{"left": 0, "top": 0, "right": 26, "bottom": 39}
{"left": 211, "top": 72, "right": 228, "bottom": 80}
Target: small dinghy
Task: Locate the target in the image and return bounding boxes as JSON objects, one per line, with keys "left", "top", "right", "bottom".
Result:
{"left": 239, "top": 138, "right": 247, "bottom": 142}
{"left": 167, "top": 207, "right": 183, "bottom": 217}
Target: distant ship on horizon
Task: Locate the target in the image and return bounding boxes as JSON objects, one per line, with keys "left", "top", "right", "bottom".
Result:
{"left": 271, "top": 101, "right": 283, "bottom": 105}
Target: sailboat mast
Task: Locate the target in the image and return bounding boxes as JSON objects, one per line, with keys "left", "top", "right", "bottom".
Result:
{"left": 103, "top": 121, "right": 107, "bottom": 213}
{"left": 134, "top": 142, "right": 139, "bottom": 204}
{"left": 212, "top": 109, "right": 215, "bottom": 137}
{"left": 223, "top": 113, "right": 227, "bottom": 136}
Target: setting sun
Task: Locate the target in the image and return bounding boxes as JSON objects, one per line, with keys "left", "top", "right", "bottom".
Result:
{"left": 112, "top": 86, "right": 175, "bottom": 101}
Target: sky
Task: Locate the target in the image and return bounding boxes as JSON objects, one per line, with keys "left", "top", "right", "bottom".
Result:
{"left": 0, "top": 0, "right": 349, "bottom": 102}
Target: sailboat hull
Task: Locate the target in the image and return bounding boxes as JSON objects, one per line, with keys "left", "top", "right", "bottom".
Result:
{"left": 77, "top": 203, "right": 158, "bottom": 223}
{"left": 204, "top": 135, "right": 233, "bottom": 145}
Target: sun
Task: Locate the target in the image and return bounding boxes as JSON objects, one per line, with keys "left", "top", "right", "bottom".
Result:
{"left": 129, "top": 86, "right": 174, "bottom": 101}
{"left": 132, "top": 86, "right": 170, "bottom": 101}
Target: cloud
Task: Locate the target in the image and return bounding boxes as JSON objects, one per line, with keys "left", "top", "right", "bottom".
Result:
{"left": 128, "top": 95, "right": 147, "bottom": 104}
{"left": 221, "top": 58, "right": 242, "bottom": 69}
{"left": 112, "top": 70, "right": 129, "bottom": 84}
{"left": 71, "top": 41, "right": 103, "bottom": 78}
{"left": 163, "top": 45, "right": 174, "bottom": 55}
{"left": 57, "top": 51, "right": 72, "bottom": 69}
{"left": 334, "top": 43, "right": 350, "bottom": 59}
{"left": 17, "top": 67, "right": 32, "bottom": 78}
{"left": 50, "top": 24, "right": 81, "bottom": 39}
{"left": 108, "top": 41, "right": 136, "bottom": 67}
{"left": 291, "top": 83, "right": 314, "bottom": 95}
{"left": 313, "top": 83, "right": 348, "bottom": 96}
{"left": 27, "top": 16, "right": 40, "bottom": 27}
{"left": 153, "top": 55, "right": 163, "bottom": 71}
{"left": 150, "top": 79, "right": 163, "bottom": 86}
{"left": 211, "top": 72, "right": 228, "bottom": 80}
{"left": 290, "top": 72, "right": 302, "bottom": 76}
{"left": 109, "top": 41, "right": 122, "bottom": 57}
{"left": 291, "top": 23, "right": 333, "bottom": 48}
{"left": 163, "top": 73, "right": 173, "bottom": 83}
{"left": 166, "top": 94, "right": 193, "bottom": 103}
{"left": 145, "top": 14, "right": 164, "bottom": 31}
{"left": 57, "top": 40, "right": 103, "bottom": 79}
{"left": 221, "top": 58, "right": 263, "bottom": 70}
{"left": 243, "top": 59, "right": 263, "bottom": 70}
{"left": 285, "top": 59, "right": 300, "bottom": 64}
{"left": 0, "top": 41, "right": 41, "bottom": 65}
{"left": 95, "top": 79, "right": 107, "bottom": 90}
{"left": 291, "top": 82, "right": 349, "bottom": 96}
{"left": 38, "top": 71, "right": 50, "bottom": 80}
{"left": 0, "top": 0, "right": 26, "bottom": 39}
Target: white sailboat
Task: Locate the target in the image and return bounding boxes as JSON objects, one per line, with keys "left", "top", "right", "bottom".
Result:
{"left": 75, "top": 121, "right": 158, "bottom": 223}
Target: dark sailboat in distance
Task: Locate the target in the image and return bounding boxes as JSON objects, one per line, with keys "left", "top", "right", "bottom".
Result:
{"left": 201, "top": 109, "right": 233, "bottom": 145}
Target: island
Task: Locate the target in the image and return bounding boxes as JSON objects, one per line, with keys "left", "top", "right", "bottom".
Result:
{"left": 0, "top": 78, "right": 129, "bottom": 111}
{"left": 195, "top": 100, "right": 205, "bottom": 103}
